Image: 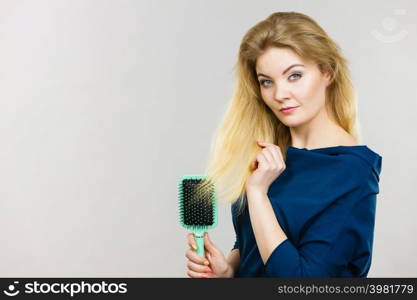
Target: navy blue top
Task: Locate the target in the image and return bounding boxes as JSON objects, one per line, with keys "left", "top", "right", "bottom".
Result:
{"left": 231, "top": 145, "right": 382, "bottom": 277}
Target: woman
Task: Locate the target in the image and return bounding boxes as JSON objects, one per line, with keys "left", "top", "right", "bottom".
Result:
{"left": 184, "top": 11, "right": 382, "bottom": 278}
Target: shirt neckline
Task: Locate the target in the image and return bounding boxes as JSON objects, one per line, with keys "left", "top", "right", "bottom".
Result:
{"left": 287, "top": 145, "right": 368, "bottom": 151}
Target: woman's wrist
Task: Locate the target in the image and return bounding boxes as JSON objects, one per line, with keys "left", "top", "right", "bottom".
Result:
{"left": 246, "top": 187, "right": 268, "bottom": 199}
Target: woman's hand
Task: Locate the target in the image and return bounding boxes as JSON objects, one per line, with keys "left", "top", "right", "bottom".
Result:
{"left": 185, "top": 232, "right": 234, "bottom": 278}
{"left": 245, "top": 140, "right": 286, "bottom": 194}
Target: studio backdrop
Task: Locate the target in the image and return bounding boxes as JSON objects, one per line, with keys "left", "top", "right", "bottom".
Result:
{"left": 0, "top": 0, "right": 416, "bottom": 277}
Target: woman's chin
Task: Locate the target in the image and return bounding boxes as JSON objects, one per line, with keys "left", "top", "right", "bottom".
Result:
{"left": 280, "top": 119, "right": 303, "bottom": 128}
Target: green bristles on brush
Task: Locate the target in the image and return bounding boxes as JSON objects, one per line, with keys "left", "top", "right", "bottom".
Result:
{"left": 178, "top": 174, "right": 218, "bottom": 258}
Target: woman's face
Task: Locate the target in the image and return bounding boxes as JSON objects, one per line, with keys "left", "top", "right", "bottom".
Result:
{"left": 255, "top": 47, "right": 331, "bottom": 128}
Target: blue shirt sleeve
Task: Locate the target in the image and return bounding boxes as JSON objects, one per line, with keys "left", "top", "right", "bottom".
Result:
{"left": 264, "top": 171, "right": 377, "bottom": 277}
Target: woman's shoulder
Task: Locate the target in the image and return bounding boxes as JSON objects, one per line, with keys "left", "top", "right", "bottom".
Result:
{"left": 321, "top": 132, "right": 381, "bottom": 177}
{"left": 286, "top": 144, "right": 381, "bottom": 192}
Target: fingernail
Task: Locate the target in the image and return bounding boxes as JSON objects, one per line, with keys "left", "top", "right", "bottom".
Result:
{"left": 204, "top": 260, "right": 209, "bottom": 265}
{"left": 201, "top": 274, "right": 209, "bottom": 278}
{"left": 205, "top": 268, "right": 212, "bottom": 273}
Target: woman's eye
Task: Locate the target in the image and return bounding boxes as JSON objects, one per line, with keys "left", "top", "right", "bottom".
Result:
{"left": 260, "top": 73, "right": 302, "bottom": 87}
{"left": 288, "top": 72, "right": 302, "bottom": 81}
{"left": 259, "top": 79, "right": 272, "bottom": 87}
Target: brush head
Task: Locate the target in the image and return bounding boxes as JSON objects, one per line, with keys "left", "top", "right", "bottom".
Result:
{"left": 178, "top": 174, "right": 218, "bottom": 231}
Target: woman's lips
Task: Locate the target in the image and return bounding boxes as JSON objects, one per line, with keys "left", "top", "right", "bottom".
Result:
{"left": 280, "top": 106, "right": 298, "bottom": 114}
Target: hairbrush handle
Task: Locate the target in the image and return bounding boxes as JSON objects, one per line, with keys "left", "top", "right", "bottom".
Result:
{"left": 193, "top": 229, "right": 206, "bottom": 257}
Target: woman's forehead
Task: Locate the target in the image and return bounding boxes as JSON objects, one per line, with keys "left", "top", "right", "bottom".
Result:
{"left": 256, "top": 50, "right": 315, "bottom": 77}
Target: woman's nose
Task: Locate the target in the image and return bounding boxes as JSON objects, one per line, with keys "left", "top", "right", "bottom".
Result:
{"left": 274, "top": 81, "right": 291, "bottom": 101}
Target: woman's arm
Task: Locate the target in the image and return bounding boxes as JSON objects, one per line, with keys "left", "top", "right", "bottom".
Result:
{"left": 226, "top": 248, "right": 240, "bottom": 277}
{"left": 247, "top": 182, "right": 377, "bottom": 277}
{"left": 246, "top": 188, "right": 288, "bottom": 264}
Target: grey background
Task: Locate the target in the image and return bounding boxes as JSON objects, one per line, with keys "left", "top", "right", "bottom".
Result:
{"left": 0, "top": 0, "right": 416, "bottom": 277}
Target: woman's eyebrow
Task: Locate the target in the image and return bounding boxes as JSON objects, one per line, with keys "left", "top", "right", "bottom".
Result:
{"left": 257, "top": 64, "right": 305, "bottom": 78}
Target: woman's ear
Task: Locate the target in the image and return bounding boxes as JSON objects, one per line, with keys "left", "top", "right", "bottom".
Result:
{"left": 322, "top": 68, "right": 334, "bottom": 88}
{"left": 317, "top": 63, "right": 333, "bottom": 87}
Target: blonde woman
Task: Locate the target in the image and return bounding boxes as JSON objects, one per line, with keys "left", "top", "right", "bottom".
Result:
{"left": 185, "top": 11, "right": 382, "bottom": 278}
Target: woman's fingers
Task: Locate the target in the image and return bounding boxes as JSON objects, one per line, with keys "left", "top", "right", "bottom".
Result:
{"left": 186, "top": 268, "right": 210, "bottom": 278}
{"left": 187, "top": 260, "right": 212, "bottom": 273}
{"left": 260, "top": 148, "right": 275, "bottom": 165}
{"left": 187, "top": 232, "right": 211, "bottom": 262}
{"left": 185, "top": 247, "right": 210, "bottom": 266}
{"left": 204, "top": 249, "right": 211, "bottom": 262}
{"left": 187, "top": 233, "right": 197, "bottom": 250}
{"left": 256, "top": 152, "right": 268, "bottom": 169}
{"left": 257, "top": 141, "right": 285, "bottom": 168}
{"left": 203, "top": 232, "right": 218, "bottom": 254}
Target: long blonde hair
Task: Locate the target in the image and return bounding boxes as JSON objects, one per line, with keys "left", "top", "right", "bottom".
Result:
{"left": 197, "top": 11, "right": 360, "bottom": 216}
